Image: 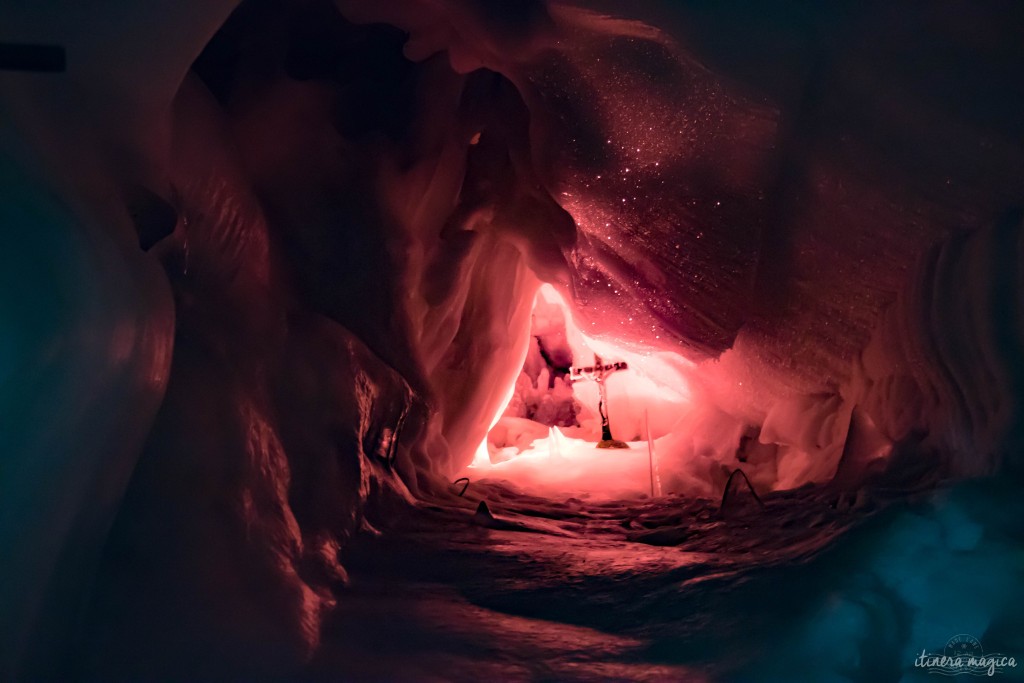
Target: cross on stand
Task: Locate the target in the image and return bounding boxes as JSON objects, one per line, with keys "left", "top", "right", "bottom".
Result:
{"left": 570, "top": 355, "right": 630, "bottom": 449}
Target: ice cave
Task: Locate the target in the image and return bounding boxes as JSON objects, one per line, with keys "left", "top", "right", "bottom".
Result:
{"left": 1, "top": 0, "right": 1023, "bottom": 680}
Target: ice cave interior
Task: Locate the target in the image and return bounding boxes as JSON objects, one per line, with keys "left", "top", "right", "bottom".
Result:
{"left": 1, "top": 0, "right": 1023, "bottom": 680}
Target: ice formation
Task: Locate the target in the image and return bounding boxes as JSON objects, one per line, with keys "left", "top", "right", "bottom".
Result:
{"left": 1, "top": 0, "right": 1022, "bottom": 679}
{"left": 469, "top": 283, "right": 865, "bottom": 500}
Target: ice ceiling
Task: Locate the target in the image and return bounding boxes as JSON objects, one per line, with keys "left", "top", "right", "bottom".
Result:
{"left": 1, "top": 0, "right": 1023, "bottom": 679}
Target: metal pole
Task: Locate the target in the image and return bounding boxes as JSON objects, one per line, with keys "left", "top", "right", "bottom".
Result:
{"left": 645, "top": 409, "right": 654, "bottom": 497}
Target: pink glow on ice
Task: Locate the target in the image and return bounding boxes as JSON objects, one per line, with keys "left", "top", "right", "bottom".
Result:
{"left": 470, "top": 426, "right": 665, "bottom": 500}
{"left": 465, "top": 287, "right": 863, "bottom": 500}
{"left": 466, "top": 284, "right": 698, "bottom": 498}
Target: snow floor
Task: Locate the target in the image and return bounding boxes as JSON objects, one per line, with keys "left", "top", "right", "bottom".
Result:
{"left": 313, "top": 476, "right": 1023, "bottom": 681}
{"left": 313, "top": 481, "right": 869, "bottom": 681}
{"left": 466, "top": 431, "right": 666, "bottom": 501}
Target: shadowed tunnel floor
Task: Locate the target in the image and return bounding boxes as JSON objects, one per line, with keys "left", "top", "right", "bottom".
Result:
{"left": 310, "top": 480, "right": 923, "bottom": 682}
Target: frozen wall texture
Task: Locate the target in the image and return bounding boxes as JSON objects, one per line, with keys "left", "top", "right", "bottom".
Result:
{"left": 0, "top": 0, "right": 1022, "bottom": 678}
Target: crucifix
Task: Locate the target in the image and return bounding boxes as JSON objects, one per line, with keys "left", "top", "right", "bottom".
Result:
{"left": 570, "top": 354, "right": 630, "bottom": 449}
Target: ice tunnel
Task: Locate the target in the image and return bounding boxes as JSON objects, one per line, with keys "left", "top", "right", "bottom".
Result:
{"left": 2, "top": 0, "right": 1023, "bottom": 680}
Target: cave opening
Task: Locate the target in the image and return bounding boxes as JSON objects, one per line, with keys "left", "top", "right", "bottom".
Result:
{"left": 466, "top": 282, "right": 697, "bottom": 500}
{"left": 460, "top": 280, "right": 889, "bottom": 504}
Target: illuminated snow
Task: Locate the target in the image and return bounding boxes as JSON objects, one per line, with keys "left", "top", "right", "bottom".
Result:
{"left": 465, "top": 284, "right": 685, "bottom": 498}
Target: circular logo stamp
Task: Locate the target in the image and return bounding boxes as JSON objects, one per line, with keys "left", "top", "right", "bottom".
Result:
{"left": 944, "top": 634, "right": 984, "bottom": 660}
